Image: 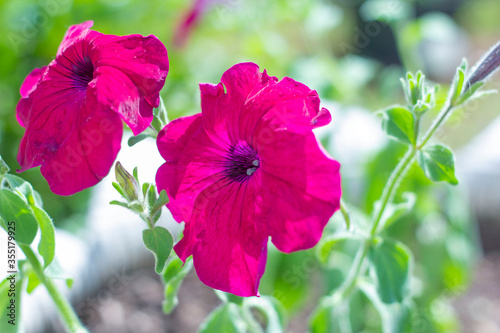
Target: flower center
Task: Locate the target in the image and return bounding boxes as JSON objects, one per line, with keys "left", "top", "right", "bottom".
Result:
{"left": 72, "top": 55, "right": 94, "bottom": 90}
{"left": 224, "top": 144, "right": 260, "bottom": 182}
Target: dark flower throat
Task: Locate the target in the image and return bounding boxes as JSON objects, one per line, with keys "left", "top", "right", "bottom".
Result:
{"left": 224, "top": 144, "right": 260, "bottom": 183}
{"left": 72, "top": 56, "right": 94, "bottom": 90}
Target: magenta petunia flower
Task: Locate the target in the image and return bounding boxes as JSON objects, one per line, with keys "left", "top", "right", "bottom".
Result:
{"left": 16, "top": 21, "right": 169, "bottom": 195}
{"left": 156, "top": 63, "right": 341, "bottom": 296}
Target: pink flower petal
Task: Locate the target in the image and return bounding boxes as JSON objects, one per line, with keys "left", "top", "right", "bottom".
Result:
{"left": 93, "top": 66, "right": 153, "bottom": 135}
{"left": 187, "top": 177, "right": 268, "bottom": 296}
{"left": 92, "top": 34, "right": 169, "bottom": 109}
{"left": 40, "top": 97, "right": 123, "bottom": 196}
{"left": 156, "top": 113, "right": 203, "bottom": 222}
{"left": 57, "top": 21, "right": 94, "bottom": 56}
{"left": 258, "top": 130, "right": 341, "bottom": 253}
{"left": 17, "top": 67, "right": 48, "bottom": 127}
{"left": 200, "top": 62, "right": 273, "bottom": 143}
{"left": 165, "top": 128, "right": 225, "bottom": 224}
{"left": 20, "top": 67, "right": 46, "bottom": 98}
{"left": 17, "top": 65, "right": 84, "bottom": 172}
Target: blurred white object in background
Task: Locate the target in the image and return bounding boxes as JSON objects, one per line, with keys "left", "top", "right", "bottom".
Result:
{"left": 456, "top": 115, "right": 500, "bottom": 221}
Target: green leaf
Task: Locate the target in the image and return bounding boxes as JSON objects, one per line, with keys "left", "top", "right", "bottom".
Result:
{"left": 151, "top": 115, "right": 163, "bottom": 134}
{"left": 358, "top": 279, "right": 412, "bottom": 333}
{"left": 128, "top": 134, "right": 150, "bottom": 147}
{"left": 0, "top": 155, "right": 10, "bottom": 177}
{"left": 109, "top": 200, "right": 130, "bottom": 209}
{"left": 45, "top": 258, "right": 74, "bottom": 288}
{"left": 0, "top": 189, "right": 38, "bottom": 245}
{"left": 458, "top": 57, "right": 467, "bottom": 72}
{"left": 154, "top": 96, "right": 169, "bottom": 126}
{"left": 316, "top": 233, "right": 362, "bottom": 267}
{"left": 0, "top": 274, "right": 24, "bottom": 333}
{"left": 380, "top": 106, "right": 415, "bottom": 145}
{"left": 450, "top": 68, "right": 465, "bottom": 104}
{"left": 143, "top": 226, "right": 174, "bottom": 274}
{"left": 243, "top": 296, "right": 287, "bottom": 333}
{"left": 199, "top": 303, "right": 247, "bottom": 333}
{"left": 152, "top": 190, "right": 169, "bottom": 223}
{"left": 215, "top": 290, "right": 245, "bottom": 305}
{"left": 112, "top": 182, "right": 126, "bottom": 199}
{"left": 162, "top": 256, "right": 193, "bottom": 314}
{"left": 1, "top": 175, "right": 42, "bottom": 207}
{"left": 368, "top": 238, "right": 412, "bottom": 304}
{"left": 26, "top": 270, "right": 41, "bottom": 294}
{"left": 147, "top": 184, "right": 157, "bottom": 214}
{"left": 309, "top": 298, "right": 352, "bottom": 333}
{"left": 417, "top": 145, "right": 458, "bottom": 185}
{"left": 32, "top": 206, "right": 55, "bottom": 268}
{"left": 377, "top": 192, "right": 416, "bottom": 230}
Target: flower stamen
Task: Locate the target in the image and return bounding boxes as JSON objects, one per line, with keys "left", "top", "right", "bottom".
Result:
{"left": 224, "top": 144, "right": 260, "bottom": 182}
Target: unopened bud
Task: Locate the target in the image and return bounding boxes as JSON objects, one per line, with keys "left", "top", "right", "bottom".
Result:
{"left": 115, "top": 162, "right": 140, "bottom": 202}
{"left": 468, "top": 41, "right": 500, "bottom": 87}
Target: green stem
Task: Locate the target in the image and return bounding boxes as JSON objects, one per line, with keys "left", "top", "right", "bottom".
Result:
{"left": 332, "top": 241, "right": 369, "bottom": 301}
{"left": 330, "top": 149, "right": 416, "bottom": 302}
{"left": 20, "top": 245, "right": 88, "bottom": 333}
{"left": 370, "top": 148, "right": 415, "bottom": 236}
{"left": 339, "top": 199, "right": 351, "bottom": 230}
{"left": 331, "top": 86, "right": 460, "bottom": 303}
{"left": 419, "top": 99, "right": 453, "bottom": 148}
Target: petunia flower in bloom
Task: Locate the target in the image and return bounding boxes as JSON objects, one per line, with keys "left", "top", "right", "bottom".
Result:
{"left": 156, "top": 63, "right": 341, "bottom": 296}
{"left": 16, "top": 21, "right": 169, "bottom": 195}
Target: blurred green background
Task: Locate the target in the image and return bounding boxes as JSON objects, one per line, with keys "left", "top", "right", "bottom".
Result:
{"left": 1, "top": 0, "right": 499, "bottom": 332}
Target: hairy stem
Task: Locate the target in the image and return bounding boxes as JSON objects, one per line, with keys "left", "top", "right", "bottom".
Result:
{"left": 339, "top": 199, "right": 351, "bottom": 230}
{"left": 20, "top": 245, "right": 88, "bottom": 333}
{"left": 331, "top": 94, "right": 458, "bottom": 303}
{"left": 370, "top": 148, "right": 415, "bottom": 236}
{"left": 419, "top": 100, "right": 453, "bottom": 148}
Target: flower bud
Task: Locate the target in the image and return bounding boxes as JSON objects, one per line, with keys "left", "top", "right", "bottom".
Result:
{"left": 468, "top": 41, "right": 500, "bottom": 87}
{"left": 115, "top": 162, "right": 141, "bottom": 202}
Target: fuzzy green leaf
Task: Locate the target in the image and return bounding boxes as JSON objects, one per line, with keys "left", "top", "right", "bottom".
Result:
{"left": 128, "top": 134, "right": 149, "bottom": 147}
{"left": 358, "top": 279, "right": 412, "bottom": 333}
{"left": 162, "top": 257, "right": 193, "bottom": 314}
{"left": 32, "top": 206, "right": 55, "bottom": 268}
{"left": 243, "top": 296, "right": 287, "bottom": 333}
{"left": 368, "top": 238, "right": 412, "bottom": 304}
{"left": 143, "top": 226, "right": 173, "bottom": 274}
{"left": 0, "top": 274, "right": 24, "bottom": 332}
{"left": 199, "top": 303, "right": 247, "bottom": 333}
{"left": 380, "top": 106, "right": 415, "bottom": 145}
{"left": 417, "top": 145, "right": 458, "bottom": 185}
{"left": 450, "top": 67, "right": 465, "bottom": 104}
{"left": 0, "top": 189, "right": 38, "bottom": 245}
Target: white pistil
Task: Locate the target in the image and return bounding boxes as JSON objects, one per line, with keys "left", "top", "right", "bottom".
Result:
{"left": 252, "top": 159, "right": 259, "bottom": 167}
{"left": 246, "top": 167, "right": 257, "bottom": 176}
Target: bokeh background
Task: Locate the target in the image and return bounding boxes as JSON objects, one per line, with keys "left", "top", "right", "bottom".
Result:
{"left": 1, "top": 0, "right": 500, "bottom": 332}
